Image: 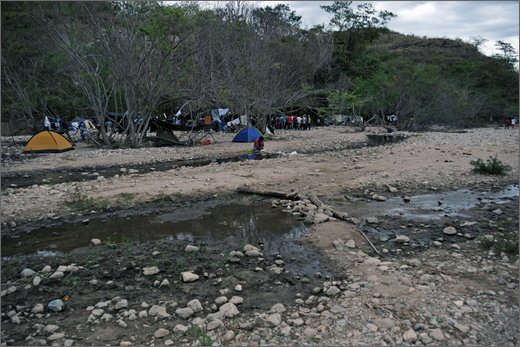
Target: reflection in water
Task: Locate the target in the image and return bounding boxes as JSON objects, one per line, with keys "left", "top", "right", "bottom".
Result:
{"left": 2, "top": 202, "right": 309, "bottom": 257}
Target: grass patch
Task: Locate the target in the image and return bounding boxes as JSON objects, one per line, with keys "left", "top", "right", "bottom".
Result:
{"left": 188, "top": 325, "right": 212, "bottom": 346}
{"left": 470, "top": 155, "right": 511, "bottom": 175}
{"left": 477, "top": 219, "right": 518, "bottom": 254}
{"left": 67, "top": 187, "right": 111, "bottom": 211}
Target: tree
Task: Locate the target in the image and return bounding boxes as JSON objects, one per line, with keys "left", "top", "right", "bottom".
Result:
{"left": 320, "top": 1, "right": 396, "bottom": 31}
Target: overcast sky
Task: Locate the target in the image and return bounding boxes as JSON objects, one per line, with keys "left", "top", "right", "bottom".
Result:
{"left": 255, "top": 1, "right": 519, "bottom": 57}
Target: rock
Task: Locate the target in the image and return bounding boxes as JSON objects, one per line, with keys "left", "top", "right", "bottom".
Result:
{"left": 21, "top": 268, "right": 36, "bottom": 278}
{"left": 387, "top": 185, "right": 398, "bottom": 193}
{"left": 32, "top": 276, "right": 41, "bottom": 286}
{"left": 175, "top": 307, "right": 194, "bottom": 319}
{"left": 159, "top": 279, "right": 170, "bottom": 287}
{"left": 345, "top": 239, "right": 356, "bottom": 248}
{"left": 40, "top": 265, "right": 52, "bottom": 274}
{"left": 47, "top": 333, "right": 65, "bottom": 341}
{"left": 428, "top": 328, "right": 445, "bottom": 341}
{"left": 44, "top": 325, "right": 59, "bottom": 333}
{"left": 269, "top": 266, "right": 284, "bottom": 275}
{"left": 454, "top": 323, "right": 470, "bottom": 333}
{"left": 403, "top": 328, "right": 417, "bottom": 343}
{"left": 403, "top": 196, "right": 411, "bottom": 202}
{"left": 443, "top": 227, "right": 457, "bottom": 235}
{"left": 333, "top": 239, "right": 345, "bottom": 250}
{"left": 270, "top": 303, "right": 286, "bottom": 313}
{"left": 245, "top": 250, "right": 264, "bottom": 257}
{"left": 48, "top": 299, "right": 65, "bottom": 312}
{"left": 366, "top": 217, "right": 379, "bottom": 224}
{"left": 394, "top": 235, "right": 410, "bottom": 243}
{"left": 154, "top": 328, "right": 170, "bottom": 338}
{"left": 234, "top": 284, "right": 242, "bottom": 292}
{"left": 174, "top": 324, "right": 188, "bottom": 334}
{"left": 243, "top": 244, "right": 260, "bottom": 252}
{"left": 292, "top": 318, "right": 305, "bottom": 326}
{"left": 219, "top": 303, "right": 240, "bottom": 318}
{"left": 364, "top": 257, "right": 381, "bottom": 266}
{"left": 304, "top": 328, "right": 318, "bottom": 337}
{"left": 374, "top": 318, "right": 395, "bottom": 330}
{"left": 49, "top": 271, "right": 64, "bottom": 279}
{"left": 207, "top": 319, "right": 223, "bottom": 331}
{"left": 31, "top": 304, "right": 45, "bottom": 314}
{"left": 223, "top": 330, "right": 235, "bottom": 341}
{"left": 185, "top": 245, "right": 200, "bottom": 252}
{"left": 148, "top": 305, "right": 170, "bottom": 318}
{"left": 492, "top": 208, "right": 502, "bottom": 214}
{"left": 187, "top": 299, "right": 203, "bottom": 313}
{"left": 114, "top": 299, "right": 128, "bottom": 310}
{"left": 181, "top": 271, "right": 199, "bottom": 282}
{"left": 143, "top": 266, "right": 160, "bottom": 275}
{"left": 325, "top": 286, "right": 340, "bottom": 296}
{"left": 90, "top": 239, "right": 101, "bottom": 246}
{"left": 330, "top": 304, "right": 346, "bottom": 313}
{"left": 266, "top": 313, "right": 282, "bottom": 327}
{"left": 372, "top": 194, "right": 386, "bottom": 201}
{"left": 313, "top": 213, "right": 330, "bottom": 223}
{"left": 229, "top": 296, "right": 244, "bottom": 305}
{"left": 215, "top": 296, "right": 228, "bottom": 305}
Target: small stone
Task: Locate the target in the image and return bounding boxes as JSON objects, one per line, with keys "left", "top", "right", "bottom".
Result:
{"left": 32, "top": 276, "right": 42, "bottom": 286}
{"left": 40, "top": 265, "right": 52, "bottom": 274}
{"left": 154, "top": 328, "right": 170, "bottom": 338}
{"left": 366, "top": 217, "right": 379, "bottom": 224}
{"left": 48, "top": 299, "right": 65, "bottom": 312}
{"left": 304, "top": 328, "right": 318, "bottom": 337}
{"left": 454, "top": 323, "right": 470, "bottom": 333}
{"left": 403, "top": 328, "right": 417, "bottom": 343}
{"left": 185, "top": 245, "right": 200, "bottom": 252}
{"left": 49, "top": 271, "right": 64, "bottom": 279}
{"left": 175, "top": 307, "right": 194, "bottom": 319}
{"left": 219, "top": 303, "right": 240, "bottom": 317}
{"left": 174, "top": 324, "right": 188, "bottom": 334}
{"left": 44, "top": 325, "right": 59, "bottom": 333}
{"left": 270, "top": 303, "right": 286, "bottom": 313}
{"left": 207, "top": 319, "right": 223, "bottom": 331}
{"left": 266, "top": 313, "right": 282, "bottom": 326}
{"left": 90, "top": 239, "right": 101, "bottom": 246}
{"left": 394, "top": 235, "right": 410, "bottom": 243}
{"left": 443, "top": 227, "right": 457, "bottom": 235}
{"left": 21, "top": 268, "right": 36, "bottom": 278}
{"left": 187, "top": 299, "right": 203, "bottom": 313}
{"left": 333, "top": 239, "right": 344, "bottom": 250}
{"left": 229, "top": 296, "right": 244, "bottom": 305}
{"left": 429, "top": 328, "right": 445, "bottom": 341}
{"left": 143, "top": 266, "right": 160, "bottom": 275}
{"left": 114, "top": 299, "right": 128, "bottom": 310}
{"left": 181, "top": 271, "right": 199, "bottom": 282}
{"left": 47, "top": 333, "right": 65, "bottom": 341}
{"left": 31, "top": 304, "right": 45, "bottom": 314}
{"left": 345, "top": 239, "right": 356, "bottom": 248}
{"left": 234, "top": 284, "right": 242, "bottom": 292}
{"left": 325, "top": 286, "right": 340, "bottom": 296}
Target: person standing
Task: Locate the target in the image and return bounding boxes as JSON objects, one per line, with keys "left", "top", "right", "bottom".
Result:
{"left": 307, "top": 115, "right": 311, "bottom": 130}
{"left": 44, "top": 116, "right": 51, "bottom": 131}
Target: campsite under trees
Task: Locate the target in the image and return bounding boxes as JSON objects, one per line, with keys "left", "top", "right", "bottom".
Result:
{"left": 2, "top": 1, "right": 519, "bottom": 147}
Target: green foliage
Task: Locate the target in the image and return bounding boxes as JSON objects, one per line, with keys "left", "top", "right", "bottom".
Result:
{"left": 189, "top": 325, "right": 213, "bottom": 346}
{"left": 67, "top": 187, "right": 111, "bottom": 211}
{"left": 470, "top": 156, "right": 512, "bottom": 176}
{"left": 478, "top": 232, "right": 518, "bottom": 254}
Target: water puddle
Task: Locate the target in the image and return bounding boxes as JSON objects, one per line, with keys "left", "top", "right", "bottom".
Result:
{"left": 1, "top": 202, "right": 330, "bottom": 278}
{"left": 337, "top": 184, "right": 519, "bottom": 222}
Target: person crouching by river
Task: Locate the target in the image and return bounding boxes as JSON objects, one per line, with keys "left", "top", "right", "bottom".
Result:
{"left": 253, "top": 136, "right": 264, "bottom": 154}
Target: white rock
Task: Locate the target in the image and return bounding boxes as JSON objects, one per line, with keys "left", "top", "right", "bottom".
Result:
{"left": 174, "top": 324, "right": 188, "bottom": 334}
{"left": 47, "top": 333, "right": 65, "bottom": 341}
{"left": 40, "top": 265, "right": 52, "bottom": 274}
{"left": 325, "top": 286, "right": 340, "bottom": 296}
{"left": 229, "top": 296, "right": 244, "bottom": 305}
{"left": 175, "top": 307, "right": 194, "bottom": 319}
{"left": 181, "top": 271, "right": 199, "bottom": 282}
{"left": 394, "top": 235, "right": 410, "bottom": 243}
{"left": 21, "top": 268, "right": 36, "bottom": 278}
{"left": 90, "top": 238, "right": 101, "bottom": 246}
{"left": 154, "top": 328, "right": 170, "bottom": 338}
{"left": 443, "top": 227, "right": 457, "bottom": 235}
{"left": 49, "top": 271, "right": 64, "bottom": 279}
{"left": 44, "top": 325, "right": 59, "bottom": 333}
{"left": 187, "top": 299, "right": 203, "bottom": 313}
{"left": 159, "top": 279, "right": 170, "bottom": 287}
{"left": 245, "top": 250, "right": 263, "bottom": 257}
{"left": 234, "top": 284, "right": 242, "bottom": 292}
{"left": 148, "top": 305, "right": 170, "bottom": 318}
{"left": 32, "top": 276, "right": 41, "bottom": 286}
{"left": 31, "top": 303, "right": 45, "bottom": 314}
{"left": 185, "top": 245, "right": 200, "bottom": 252}
{"left": 270, "top": 303, "right": 286, "bottom": 313}
{"left": 219, "top": 303, "right": 240, "bottom": 317}
{"left": 266, "top": 313, "right": 282, "bottom": 326}
{"left": 333, "top": 239, "right": 344, "bottom": 250}
{"left": 114, "top": 299, "right": 128, "bottom": 310}
{"left": 215, "top": 296, "right": 228, "bottom": 305}
{"left": 143, "top": 266, "right": 160, "bottom": 275}
{"left": 207, "top": 319, "right": 223, "bottom": 331}
{"left": 403, "top": 328, "right": 417, "bottom": 343}
{"left": 243, "top": 244, "right": 259, "bottom": 252}
{"left": 345, "top": 240, "right": 356, "bottom": 248}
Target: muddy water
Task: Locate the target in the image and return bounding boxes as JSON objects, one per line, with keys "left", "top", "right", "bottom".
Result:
{"left": 337, "top": 184, "right": 519, "bottom": 221}
{"left": 1, "top": 202, "right": 332, "bottom": 278}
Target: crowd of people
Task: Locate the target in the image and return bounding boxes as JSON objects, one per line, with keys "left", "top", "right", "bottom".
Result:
{"left": 272, "top": 114, "right": 312, "bottom": 130}
{"left": 503, "top": 117, "right": 518, "bottom": 129}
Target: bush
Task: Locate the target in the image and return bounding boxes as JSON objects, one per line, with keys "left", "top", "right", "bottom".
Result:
{"left": 470, "top": 155, "right": 511, "bottom": 175}
{"left": 477, "top": 232, "right": 518, "bottom": 254}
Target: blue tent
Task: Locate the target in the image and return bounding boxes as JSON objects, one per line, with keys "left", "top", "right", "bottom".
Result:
{"left": 232, "top": 127, "right": 262, "bottom": 142}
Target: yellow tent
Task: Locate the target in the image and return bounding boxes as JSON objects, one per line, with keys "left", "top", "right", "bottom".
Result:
{"left": 23, "top": 130, "right": 74, "bottom": 153}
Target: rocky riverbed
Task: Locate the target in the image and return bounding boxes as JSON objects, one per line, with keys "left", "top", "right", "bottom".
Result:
{"left": 1, "top": 126, "right": 518, "bottom": 346}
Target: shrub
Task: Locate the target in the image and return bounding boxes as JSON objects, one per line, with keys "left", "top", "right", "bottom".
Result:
{"left": 470, "top": 155, "right": 511, "bottom": 175}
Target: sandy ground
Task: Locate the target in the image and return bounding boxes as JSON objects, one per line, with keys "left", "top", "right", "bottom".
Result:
{"left": 1, "top": 126, "right": 518, "bottom": 225}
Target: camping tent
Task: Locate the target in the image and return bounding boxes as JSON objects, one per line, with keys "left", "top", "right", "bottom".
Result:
{"left": 232, "top": 127, "right": 262, "bottom": 142}
{"left": 23, "top": 130, "right": 74, "bottom": 153}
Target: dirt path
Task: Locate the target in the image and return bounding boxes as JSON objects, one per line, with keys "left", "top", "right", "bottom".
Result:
{"left": 1, "top": 126, "right": 518, "bottom": 346}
